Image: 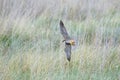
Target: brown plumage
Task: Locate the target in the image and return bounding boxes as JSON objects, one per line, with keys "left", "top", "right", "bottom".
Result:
{"left": 59, "top": 20, "right": 75, "bottom": 62}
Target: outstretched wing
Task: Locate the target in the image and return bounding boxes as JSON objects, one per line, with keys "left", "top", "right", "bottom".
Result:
{"left": 59, "top": 20, "right": 71, "bottom": 40}
{"left": 64, "top": 44, "right": 71, "bottom": 61}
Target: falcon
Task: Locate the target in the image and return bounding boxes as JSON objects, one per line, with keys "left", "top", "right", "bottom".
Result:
{"left": 59, "top": 20, "right": 75, "bottom": 62}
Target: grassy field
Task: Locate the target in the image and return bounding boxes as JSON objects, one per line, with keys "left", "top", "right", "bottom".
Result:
{"left": 0, "top": 0, "right": 120, "bottom": 80}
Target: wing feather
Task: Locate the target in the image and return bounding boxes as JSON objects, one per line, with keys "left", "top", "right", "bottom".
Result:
{"left": 59, "top": 20, "right": 71, "bottom": 40}
{"left": 64, "top": 44, "right": 71, "bottom": 61}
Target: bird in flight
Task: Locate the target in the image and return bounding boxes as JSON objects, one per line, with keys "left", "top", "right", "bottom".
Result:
{"left": 59, "top": 20, "right": 75, "bottom": 62}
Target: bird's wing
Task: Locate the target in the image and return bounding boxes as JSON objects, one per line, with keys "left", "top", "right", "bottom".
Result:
{"left": 59, "top": 20, "right": 71, "bottom": 40}
{"left": 64, "top": 44, "right": 71, "bottom": 61}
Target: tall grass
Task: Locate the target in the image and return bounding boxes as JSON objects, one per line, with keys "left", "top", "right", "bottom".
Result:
{"left": 0, "top": 0, "right": 120, "bottom": 80}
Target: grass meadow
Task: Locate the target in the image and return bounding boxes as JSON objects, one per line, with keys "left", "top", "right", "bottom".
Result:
{"left": 0, "top": 0, "right": 120, "bottom": 80}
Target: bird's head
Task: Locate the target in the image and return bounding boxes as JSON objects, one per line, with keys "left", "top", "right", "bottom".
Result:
{"left": 69, "top": 40, "right": 75, "bottom": 45}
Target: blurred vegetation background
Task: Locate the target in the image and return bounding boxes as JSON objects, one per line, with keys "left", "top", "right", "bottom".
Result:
{"left": 0, "top": 0, "right": 120, "bottom": 80}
